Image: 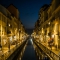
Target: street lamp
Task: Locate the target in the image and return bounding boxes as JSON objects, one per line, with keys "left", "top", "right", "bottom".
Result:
{"left": 8, "top": 23, "right": 10, "bottom": 27}
{"left": 19, "top": 29, "right": 21, "bottom": 43}
{"left": 48, "top": 22, "right": 50, "bottom": 25}
{"left": 0, "top": 37, "right": 2, "bottom": 51}
{"left": 19, "top": 29, "right": 20, "bottom": 39}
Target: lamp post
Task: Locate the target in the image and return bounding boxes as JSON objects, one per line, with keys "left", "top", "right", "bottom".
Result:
{"left": 14, "top": 35, "right": 17, "bottom": 46}
{"left": 19, "top": 29, "right": 20, "bottom": 40}
{"left": 0, "top": 19, "right": 2, "bottom": 51}
{"left": 8, "top": 37, "right": 10, "bottom": 52}
{"left": 19, "top": 29, "right": 20, "bottom": 43}
{"left": 8, "top": 23, "right": 10, "bottom": 52}
{"left": 0, "top": 30, "right": 2, "bottom": 51}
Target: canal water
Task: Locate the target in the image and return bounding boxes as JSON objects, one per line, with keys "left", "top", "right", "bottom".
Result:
{"left": 17, "top": 38, "right": 37, "bottom": 60}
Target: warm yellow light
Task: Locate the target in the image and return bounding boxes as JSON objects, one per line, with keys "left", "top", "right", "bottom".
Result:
{"left": 19, "top": 29, "right": 20, "bottom": 31}
{"left": 48, "top": 22, "right": 50, "bottom": 25}
{"left": 10, "top": 36, "right": 12, "bottom": 41}
{"left": 9, "top": 24, "right": 10, "bottom": 27}
{"left": 52, "top": 34, "right": 54, "bottom": 38}
{"left": 14, "top": 36, "right": 16, "bottom": 40}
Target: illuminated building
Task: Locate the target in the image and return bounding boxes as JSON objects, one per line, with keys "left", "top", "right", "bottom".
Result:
{"left": 0, "top": 4, "right": 25, "bottom": 50}
{"left": 34, "top": 0, "right": 60, "bottom": 49}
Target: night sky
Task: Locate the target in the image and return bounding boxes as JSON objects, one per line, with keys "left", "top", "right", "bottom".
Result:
{"left": 0, "top": 0, "right": 51, "bottom": 29}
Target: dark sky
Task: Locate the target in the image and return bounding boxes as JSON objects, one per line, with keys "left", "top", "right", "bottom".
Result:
{"left": 0, "top": 0, "right": 51, "bottom": 29}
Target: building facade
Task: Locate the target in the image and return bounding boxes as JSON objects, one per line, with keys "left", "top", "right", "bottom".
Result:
{"left": 34, "top": 0, "right": 60, "bottom": 49}
{"left": 0, "top": 4, "right": 25, "bottom": 50}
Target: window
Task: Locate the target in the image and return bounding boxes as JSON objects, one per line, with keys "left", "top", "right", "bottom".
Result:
{"left": 0, "top": 14, "right": 1, "bottom": 20}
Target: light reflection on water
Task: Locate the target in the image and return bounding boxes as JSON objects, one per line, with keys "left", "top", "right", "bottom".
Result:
{"left": 30, "top": 38, "right": 33, "bottom": 44}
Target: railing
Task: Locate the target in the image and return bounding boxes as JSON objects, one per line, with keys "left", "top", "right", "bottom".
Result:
{"left": 7, "top": 40, "right": 27, "bottom": 60}
{"left": 33, "top": 40, "right": 60, "bottom": 60}
{"left": 3, "top": 45, "right": 16, "bottom": 60}
{"left": 0, "top": 39, "right": 27, "bottom": 60}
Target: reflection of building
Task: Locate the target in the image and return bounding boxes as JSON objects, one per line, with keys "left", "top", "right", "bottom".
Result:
{"left": 0, "top": 4, "right": 26, "bottom": 50}
{"left": 34, "top": 0, "right": 60, "bottom": 48}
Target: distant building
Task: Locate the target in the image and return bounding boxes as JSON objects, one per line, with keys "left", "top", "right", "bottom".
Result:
{"left": 7, "top": 4, "right": 19, "bottom": 19}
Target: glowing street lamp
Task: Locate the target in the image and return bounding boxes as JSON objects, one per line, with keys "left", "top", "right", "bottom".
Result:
{"left": 48, "top": 22, "right": 50, "bottom": 25}
{"left": 9, "top": 23, "right": 10, "bottom": 27}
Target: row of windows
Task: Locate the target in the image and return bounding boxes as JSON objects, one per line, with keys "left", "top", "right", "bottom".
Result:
{"left": 0, "top": 25, "right": 6, "bottom": 35}
{"left": 0, "top": 25, "right": 6, "bottom": 32}
{"left": 2, "top": 15, "right": 6, "bottom": 23}
{"left": 0, "top": 13, "right": 7, "bottom": 23}
{"left": 0, "top": 13, "right": 19, "bottom": 26}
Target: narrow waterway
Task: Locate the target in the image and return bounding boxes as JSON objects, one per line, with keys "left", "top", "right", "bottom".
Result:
{"left": 17, "top": 38, "right": 37, "bottom": 60}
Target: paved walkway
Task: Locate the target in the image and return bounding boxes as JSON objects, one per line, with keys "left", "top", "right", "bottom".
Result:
{"left": 0, "top": 43, "right": 21, "bottom": 60}
{"left": 2, "top": 45, "right": 16, "bottom": 53}
{"left": 22, "top": 39, "right": 37, "bottom": 60}
{"left": 41, "top": 42, "right": 60, "bottom": 56}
